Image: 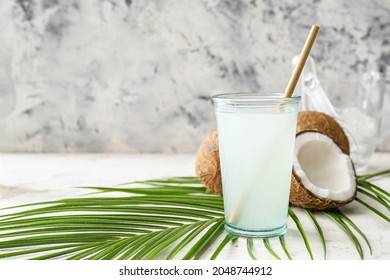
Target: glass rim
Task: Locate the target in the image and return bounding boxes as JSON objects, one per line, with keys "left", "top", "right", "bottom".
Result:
{"left": 212, "top": 93, "right": 301, "bottom": 105}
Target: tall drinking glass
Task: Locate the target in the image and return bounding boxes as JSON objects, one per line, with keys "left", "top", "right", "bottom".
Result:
{"left": 212, "top": 93, "right": 300, "bottom": 238}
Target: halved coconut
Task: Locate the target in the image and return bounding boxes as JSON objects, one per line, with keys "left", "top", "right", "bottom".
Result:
{"left": 290, "top": 111, "right": 357, "bottom": 210}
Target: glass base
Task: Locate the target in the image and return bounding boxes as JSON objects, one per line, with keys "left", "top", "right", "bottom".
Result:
{"left": 224, "top": 222, "right": 287, "bottom": 238}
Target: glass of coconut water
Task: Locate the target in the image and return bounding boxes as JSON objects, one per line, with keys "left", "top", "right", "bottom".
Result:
{"left": 212, "top": 93, "right": 300, "bottom": 238}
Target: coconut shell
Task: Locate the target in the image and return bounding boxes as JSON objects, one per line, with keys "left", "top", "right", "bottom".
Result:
{"left": 297, "top": 111, "right": 350, "bottom": 154}
{"left": 291, "top": 111, "right": 357, "bottom": 210}
{"left": 195, "top": 128, "right": 222, "bottom": 195}
{"left": 290, "top": 171, "right": 357, "bottom": 210}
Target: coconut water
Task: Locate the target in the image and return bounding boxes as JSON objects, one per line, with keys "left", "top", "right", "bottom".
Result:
{"left": 216, "top": 109, "right": 298, "bottom": 236}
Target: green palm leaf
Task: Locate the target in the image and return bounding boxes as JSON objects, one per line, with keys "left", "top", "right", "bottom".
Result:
{"left": 355, "top": 198, "right": 390, "bottom": 223}
{"left": 358, "top": 169, "right": 390, "bottom": 181}
{"left": 182, "top": 218, "right": 225, "bottom": 260}
{"left": 246, "top": 239, "right": 257, "bottom": 260}
{"left": 323, "top": 211, "right": 364, "bottom": 259}
{"left": 263, "top": 239, "right": 281, "bottom": 260}
{"left": 71, "top": 239, "right": 129, "bottom": 260}
{"left": 165, "top": 219, "right": 217, "bottom": 260}
{"left": 288, "top": 208, "right": 314, "bottom": 260}
{"left": 357, "top": 188, "right": 390, "bottom": 209}
{"left": 335, "top": 210, "right": 372, "bottom": 255}
{"left": 119, "top": 232, "right": 161, "bottom": 260}
{"left": 0, "top": 171, "right": 389, "bottom": 260}
{"left": 0, "top": 178, "right": 225, "bottom": 260}
{"left": 279, "top": 236, "right": 293, "bottom": 260}
{"left": 358, "top": 179, "right": 390, "bottom": 208}
{"left": 305, "top": 209, "right": 326, "bottom": 259}
{"left": 210, "top": 234, "right": 237, "bottom": 260}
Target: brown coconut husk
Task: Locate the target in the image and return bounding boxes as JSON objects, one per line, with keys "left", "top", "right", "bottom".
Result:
{"left": 297, "top": 111, "right": 350, "bottom": 154}
{"left": 290, "top": 170, "right": 357, "bottom": 210}
{"left": 195, "top": 128, "right": 222, "bottom": 195}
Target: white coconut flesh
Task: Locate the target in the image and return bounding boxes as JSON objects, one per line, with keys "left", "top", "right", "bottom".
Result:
{"left": 293, "top": 132, "right": 356, "bottom": 201}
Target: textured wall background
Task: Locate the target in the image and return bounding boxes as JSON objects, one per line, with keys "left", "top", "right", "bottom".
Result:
{"left": 0, "top": 0, "right": 389, "bottom": 152}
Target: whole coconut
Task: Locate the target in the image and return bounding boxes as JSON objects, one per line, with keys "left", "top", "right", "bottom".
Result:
{"left": 195, "top": 128, "right": 222, "bottom": 195}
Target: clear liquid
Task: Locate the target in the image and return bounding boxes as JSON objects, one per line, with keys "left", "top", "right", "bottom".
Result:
{"left": 216, "top": 110, "right": 298, "bottom": 235}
